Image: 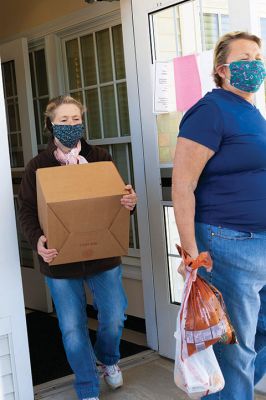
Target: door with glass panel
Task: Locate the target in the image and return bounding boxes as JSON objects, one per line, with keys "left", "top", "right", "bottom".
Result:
{"left": 0, "top": 38, "right": 52, "bottom": 312}
{"left": 62, "top": 22, "right": 139, "bottom": 256}
{"left": 131, "top": 0, "right": 230, "bottom": 358}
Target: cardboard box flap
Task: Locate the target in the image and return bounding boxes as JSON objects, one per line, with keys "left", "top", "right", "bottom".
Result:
{"left": 49, "top": 197, "right": 121, "bottom": 232}
{"left": 109, "top": 207, "right": 130, "bottom": 252}
{"left": 47, "top": 206, "right": 69, "bottom": 251}
{"left": 37, "top": 162, "right": 126, "bottom": 203}
{"left": 49, "top": 230, "right": 125, "bottom": 266}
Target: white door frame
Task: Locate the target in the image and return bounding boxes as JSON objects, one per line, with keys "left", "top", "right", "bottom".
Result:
{"left": 120, "top": 0, "right": 159, "bottom": 351}
{"left": 122, "top": 0, "right": 184, "bottom": 358}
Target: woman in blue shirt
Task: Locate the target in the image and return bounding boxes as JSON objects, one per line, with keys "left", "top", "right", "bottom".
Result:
{"left": 172, "top": 31, "right": 266, "bottom": 399}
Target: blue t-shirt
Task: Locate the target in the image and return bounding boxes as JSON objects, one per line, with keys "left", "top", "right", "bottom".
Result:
{"left": 178, "top": 88, "right": 266, "bottom": 232}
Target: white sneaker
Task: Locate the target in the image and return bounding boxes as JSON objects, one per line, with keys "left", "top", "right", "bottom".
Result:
{"left": 102, "top": 364, "right": 123, "bottom": 389}
{"left": 82, "top": 398, "right": 99, "bottom": 400}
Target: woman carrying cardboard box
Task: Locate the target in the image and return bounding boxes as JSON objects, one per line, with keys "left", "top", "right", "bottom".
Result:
{"left": 18, "top": 95, "right": 137, "bottom": 400}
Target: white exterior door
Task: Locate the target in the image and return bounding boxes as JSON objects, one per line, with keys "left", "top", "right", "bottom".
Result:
{"left": 0, "top": 57, "right": 34, "bottom": 400}
{"left": 128, "top": 0, "right": 266, "bottom": 363}
{"left": 0, "top": 38, "right": 52, "bottom": 312}
{"left": 129, "top": 0, "right": 206, "bottom": 359}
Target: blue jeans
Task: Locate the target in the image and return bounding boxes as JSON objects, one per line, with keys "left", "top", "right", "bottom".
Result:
{"left": 195, "top": 223, "right": 266, "bottom": 400}
{"left": 46, "top": 266, "right": 127, "bottom": 400}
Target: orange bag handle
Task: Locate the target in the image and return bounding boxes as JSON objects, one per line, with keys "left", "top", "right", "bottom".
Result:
{"left": 176, "top": 244, "right": 213, "bottom": 271}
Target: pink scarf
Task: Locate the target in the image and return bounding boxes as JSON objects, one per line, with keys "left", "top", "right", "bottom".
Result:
{"left": 54, "top": 140, "right": 88, "bottom": 165}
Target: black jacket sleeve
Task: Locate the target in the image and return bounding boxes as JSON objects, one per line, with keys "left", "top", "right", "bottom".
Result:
{"left": 18, "top": 160, "right": 43, "bottom": 251}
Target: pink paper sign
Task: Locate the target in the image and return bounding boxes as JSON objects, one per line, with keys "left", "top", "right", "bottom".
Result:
{"left": 173, "top": 54, "right": 202, "bottom": 112}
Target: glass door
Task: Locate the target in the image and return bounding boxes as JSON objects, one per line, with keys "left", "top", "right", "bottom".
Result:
{"left": 131, "top": 0, "right": 229, "bottom": 358}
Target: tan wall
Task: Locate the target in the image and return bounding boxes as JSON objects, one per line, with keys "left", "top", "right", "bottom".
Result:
{"left": 0, "top": 0, "right": 88, "bottom": 40}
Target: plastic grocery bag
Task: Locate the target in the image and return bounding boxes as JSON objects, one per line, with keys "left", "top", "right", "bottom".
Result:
{"left": 176, "top": 245, "right": 237, "bottom": 358}
{"left": 173, "top": 247, "right": 237, "bottom": 398}
{"left": 174, "top": 271, "right": 225, "bottom": 398}
{"left": 174, "top": 324, "right": 225, "bottom": 399}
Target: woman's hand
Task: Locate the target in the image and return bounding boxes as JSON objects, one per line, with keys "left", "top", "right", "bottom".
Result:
{"left": 178, "top": 259, "right": 198, "bottom": 282}
{"left": 37, "top": 235, "right": 58, "bottom": 263}
{"left": 121, "top": 185, "right": 137, "bottom": 211}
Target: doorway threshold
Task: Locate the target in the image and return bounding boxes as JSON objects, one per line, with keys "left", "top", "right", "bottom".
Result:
{"left": 34, "top": 350, "right": 157, "bottom": 399}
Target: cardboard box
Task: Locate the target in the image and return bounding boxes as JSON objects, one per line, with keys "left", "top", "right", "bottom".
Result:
{"left": 36, "top": 162, "right": 130, "bottom": 266}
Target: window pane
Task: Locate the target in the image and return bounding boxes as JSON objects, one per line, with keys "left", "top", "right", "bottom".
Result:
{"left": 101, "top": 85, "right": 118, "bottom": 138}
{"left": 7, "top": 100, "right": 17, "bottom": 132}
{"left": 85, "top": 89, "right": 101, "bottom": 140}
{"left": 203, "top": 13, "right": 219, "bottom": 50}
{"left": 71, "top": 91, "right": 83, "bottom": 104}
{"left": 96, "top": 29, "right": 113, "bottom": 83}
{"left": 221, "top": 14, "right": 230, "bottom": 35}
{"left": 39, "top": 97, "right": 50, "bottom": 144}
{"left": 261, "top": 18, "right": 266, "bottom": 51}
{"left": 2, "top": 61, "right": 17, "bottom": 97}
{"left": 34, "top": 100, "right": 41, "bottom": 144}
{"left": 111, "top": 143, "right": 129, "bottom": 183}
{"left": 112, "top": 25, "right": 126, "bottom": 80}
{"left": 15, "top": 102, "right": 20, "bottom": 132}
{"left": 11, "top": 150, "right": 24, "bottom": 168}
{"left": 164, "top": 206, "right": 183, "bottom": 304}
{"left": 81, "top": 34, "right": 97, "bottom": 86}
{"left": 29, "top": 53, "right": 36, "bottom": 97}
{"left": 117, "top": 82, "right": 130, "bottom": 137}
{"left": 34, "top": 49, "right": 49, "bottom": 96}
{"left": 66, "top": 39, "right": 82, "bottom": 90}
{"left": 2, "top": 61, "right": 22, "bottom": 167}
{"left": 10, "top": 133, "right": 18, "bottom": 147}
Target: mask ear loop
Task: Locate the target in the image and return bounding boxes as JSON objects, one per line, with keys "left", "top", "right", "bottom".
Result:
{"left": 220, "top": 64, "right": 231, "bottom": 85}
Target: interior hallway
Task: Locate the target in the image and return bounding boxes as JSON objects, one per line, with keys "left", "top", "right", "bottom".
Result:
{"left": 34, "top": 351, "right": 266, "bottom": 400}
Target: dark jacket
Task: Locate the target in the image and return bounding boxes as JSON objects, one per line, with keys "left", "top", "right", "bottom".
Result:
{"left": 18, "top": 138, "right": 121, "bottom": 278}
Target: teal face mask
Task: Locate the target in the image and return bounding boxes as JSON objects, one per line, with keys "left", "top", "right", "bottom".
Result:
{"left": 224, "top": 60, "right": 266, "bottom": 93}
{"left": 52, "top": 123, "right": 84, "bottom": 148}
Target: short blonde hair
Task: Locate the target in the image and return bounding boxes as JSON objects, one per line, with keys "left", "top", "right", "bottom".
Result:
{"left": 44, "top": 95, "right": 85, "bottom": 132}
{"left": 213, "top": 31, "right": 262, "bottom": 88}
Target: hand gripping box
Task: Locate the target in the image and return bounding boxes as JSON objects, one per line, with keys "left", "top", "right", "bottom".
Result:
{"left": 36, "top": 162, "right": 130, "bottom": 266}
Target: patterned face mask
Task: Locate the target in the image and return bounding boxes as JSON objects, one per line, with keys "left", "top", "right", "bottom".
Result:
{"left": 223, "top": 60, "right": 266, "bottom": 93}
{"left": 52, "top": 123, "right": 84, "bottom": 148}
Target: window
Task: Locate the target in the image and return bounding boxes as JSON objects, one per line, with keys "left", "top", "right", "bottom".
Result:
{"left": 63, "top": 24, "right": 139, "bottom": 252}
{"left": 152, "top": 6, "right": 182, "bottom": 61}
{"left": 203, "top": 13, "right": 229, "bottom": 50}
{"left": 164, "top": 206, "right": 182, "bottom": 304}
{"left": 150, "top": 0, "right": 229, "bottom": 304}
{"left": 261, "top": 18, "right": 266, "bottom": 55}
{"left": 1, "top": 61, "right": 23, "bottom": 168}
{"left": 29, "top": 48, "right": 50, "bottom": 149}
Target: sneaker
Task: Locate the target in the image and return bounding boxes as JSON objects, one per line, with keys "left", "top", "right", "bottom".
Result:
{"left": 102, "top": 364, "right": 123, "bottom": 389}
{"left": 82, "top": 398, "right": 99, "bottom": 400}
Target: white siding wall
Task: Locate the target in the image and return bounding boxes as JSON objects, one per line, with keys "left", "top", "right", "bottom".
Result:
{"left": 0, "top": 337, "right": 15, "bottom": 399}
{"left": 0, "top": 320, "right": 16, "bottom": 400}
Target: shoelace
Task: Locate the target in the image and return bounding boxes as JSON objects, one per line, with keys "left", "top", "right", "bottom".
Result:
{"left": 104, "top": 364, "right": 119, "bottom": 375}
